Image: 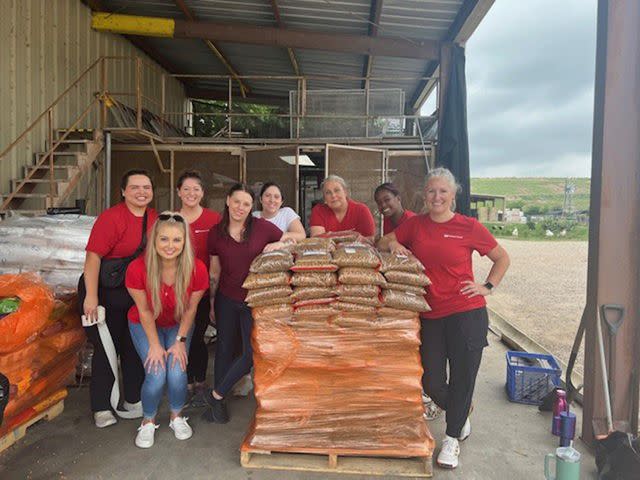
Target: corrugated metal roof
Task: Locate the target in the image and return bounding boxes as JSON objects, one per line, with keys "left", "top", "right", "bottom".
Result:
{"left": 99, "top": 0, "right": 475, "bottom": 108}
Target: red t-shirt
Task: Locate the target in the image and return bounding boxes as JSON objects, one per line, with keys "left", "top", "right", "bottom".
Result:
{"left": 309, "top": 199, "right": 376, "bottom": 237}
{"left": 207, "top": 218, "right": 282, "bottom": 302}
{"left": 125, "top": 257, "right": 209, "bottom": 328}
{"left": 394, "top": 213, "right": 498, "bottom": 319}
{"left": 188, "top": 208, "right": 221, "bottom": 269}
{"left": 383, "top": 210, "right": 417, "bottom": 235}
{"left": 86, "top": 202, "right": 157, "bottom": 259}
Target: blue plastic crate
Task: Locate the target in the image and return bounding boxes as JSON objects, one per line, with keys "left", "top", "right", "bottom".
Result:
{"left": 506, "top": 351, "right": 561, "bottom": 405}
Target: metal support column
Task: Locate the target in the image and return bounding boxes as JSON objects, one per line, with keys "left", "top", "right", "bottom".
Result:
{"left": 582, "top": 0, "right": 640, "bottom": 445}
{"left": 104, "top": 131, "right": 112, "bottom": 208}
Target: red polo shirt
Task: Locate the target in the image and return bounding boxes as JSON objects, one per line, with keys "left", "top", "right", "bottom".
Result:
{"left": 125, "top": 257, "right": 209, "bottom": 328}
{"left": 188, "top": 208, "right": 221, "bottom": 269}
{"left": 394, "top": 213, "right": 498, "bottom": 319}
{"left": 207, "top": 218, "right": 282, "bottom": 302}
{"left": 383, "top": 209, "right": 417, "bottom": 235}
{"left": 86, "top": 202, "right": 157, "bottom": 259}
{"left": 309, "top": 199, "right": 376, "bottom": 237}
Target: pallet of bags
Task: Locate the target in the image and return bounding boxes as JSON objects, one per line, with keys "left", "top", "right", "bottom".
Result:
{"left": 241, "top": 245, "right": 435, "bottom": 476}
{"left": 0, "top": 274, "right": 85, "bottom": 444}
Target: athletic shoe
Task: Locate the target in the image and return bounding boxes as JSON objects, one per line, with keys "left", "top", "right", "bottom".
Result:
{"left": 94, "top": 410, "right": 117, "bottom": 428}
{"left": 423, "top": 398, "right": 443, "bottom": 421}
{"left": 122, "top": 400, "right": 143, "bottom": 418}
{"left": 437, "top": 436, "right": 460, "bottom": 469}
{"left": 169, "top": 416, "right": 193, "bottom": 440}
{"left": 135, "top": 422, "right": 159, "bottom": 448}
{"left": 459, "top": 416, "right": 471, "bottom": 441}
{"left": 202, "top": 390, "right": 229, "bottom": 424}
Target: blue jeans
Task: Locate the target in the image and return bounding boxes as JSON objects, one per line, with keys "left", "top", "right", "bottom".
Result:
{"left": 129, "top": 322, "right": 193, "bottom": 419}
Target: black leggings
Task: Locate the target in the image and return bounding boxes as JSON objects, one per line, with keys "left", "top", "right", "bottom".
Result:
{"left": 213, "top": 293, "right": 253, "bottom": 397}
{"left": 81, "top": 284, "right": 145, "bottom": 412}
{"left": 420, "top": 307, "right": 489, "bottom": 438}
{"left": 187, "top": 295, "right": 211, "bottom": 384}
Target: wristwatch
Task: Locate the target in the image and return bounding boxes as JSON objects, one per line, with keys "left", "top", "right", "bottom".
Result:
{"left": 484, "top": 281, "right": 494, "bottom": 294}
{"left": 176, "top": 335, "right": 187, "bottom": 343}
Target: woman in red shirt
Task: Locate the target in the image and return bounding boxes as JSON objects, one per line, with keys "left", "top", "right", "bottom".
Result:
{"left": 176, "top": 170, "right": 221, "bottom": 404}
{"left": 374, "top": 182, "right": 417, "bottom": 236}
{"left": 205, "top": 183, "right": 285, "bottom": 423}
{"left": 379, "top": 167, "right": 510, "bottom": 470}
{"left": 126, "top": 212, "right": 208, "bottom": 448}
{"left": 82, "top": 169, "right": 157, "bottom": 429}
{"left": 309, "top": 175, "right": 376, "bottom": 241}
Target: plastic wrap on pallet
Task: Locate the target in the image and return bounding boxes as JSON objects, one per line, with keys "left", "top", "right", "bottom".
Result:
{"left": 0, "top": 215, "right": 95, "bottom": 291}
{"left": 246, "top": 308, "right": 434, "bottom": 456}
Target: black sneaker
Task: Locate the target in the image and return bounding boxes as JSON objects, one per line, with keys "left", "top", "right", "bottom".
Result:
{"left": 202, "top": 389, "right": 229, "bottom": 424}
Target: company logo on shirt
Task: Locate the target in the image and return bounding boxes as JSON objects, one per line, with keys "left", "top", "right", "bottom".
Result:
{"left": 195, "top": 229, "right": 210, "bottom": 234}
{"left": 443, "top": 233, "right": 463, "bottom": 239}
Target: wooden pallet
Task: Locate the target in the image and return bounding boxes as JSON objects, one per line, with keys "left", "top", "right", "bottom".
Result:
{"left": 241, "top": 449, "right": 433, "bottom": 477}
{"left": 0, "top": 396, "right": 65, "bottom": 454}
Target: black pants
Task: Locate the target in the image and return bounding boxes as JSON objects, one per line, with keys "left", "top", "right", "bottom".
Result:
{"left": 213, "top": 293, "right": 253, "bottom": 397}
{"left": 82, "top": 285, "right": 145, "bottom": 412}
{"left": 420, "top": 307, "right": 489, "bottom": 438}
{"left": 187, "top": 295, "right": 211, "bottom": 384}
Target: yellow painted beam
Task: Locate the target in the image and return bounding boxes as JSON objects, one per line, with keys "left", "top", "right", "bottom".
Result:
{"left": 91, "top": 13, "right": 175, "bottom": 38}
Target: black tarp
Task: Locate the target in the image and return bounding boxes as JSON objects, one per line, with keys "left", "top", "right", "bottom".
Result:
{"left": 437, "top": 44, "right": 471, "bottom": 216}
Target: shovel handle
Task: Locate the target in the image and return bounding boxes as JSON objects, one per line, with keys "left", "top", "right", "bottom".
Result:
{"left": 599, "top": 304, "right": 624, "bottom": 335}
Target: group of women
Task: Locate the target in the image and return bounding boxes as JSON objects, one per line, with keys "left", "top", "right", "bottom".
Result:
{"left": 81, "top": 167, "right": 509, "bottom": 469}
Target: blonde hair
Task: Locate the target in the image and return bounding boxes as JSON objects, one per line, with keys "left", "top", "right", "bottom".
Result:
{"left": 145, "top": 211, "right": 195, "bottom": 322}
{"left": 425, "top": 167, "right": 461, "bottom": 212}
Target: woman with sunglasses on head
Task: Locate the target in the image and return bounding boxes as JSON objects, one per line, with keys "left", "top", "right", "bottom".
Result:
{"left": 126, "top": 212, "right": 209, "bottom": 448}
{"left": 252, "top": 181, "right": 306, "bottom": 242}
{"left": 176, "top": 171, "right": 222, "bottom": 406}
{"left": 82, "top": 169, "right": 157, "bottom": 429}
{"left": 204, "top": 183, "right": 286, "bottom": 423}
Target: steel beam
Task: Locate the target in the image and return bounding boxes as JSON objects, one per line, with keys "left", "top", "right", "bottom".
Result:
{"left": 173, "top": 0, "right": 249, "bottom": 97}
{"left": 582, "top": 0, "right": 640, "bottom": 445}
{"left": 91, "top": 13, "right": 439, "bottom": 60}
{"left": 361, "top": 0, "right": 384, "bottom": 90}
{"left": 270, "top": 0, "right": 300, "bottom": 76}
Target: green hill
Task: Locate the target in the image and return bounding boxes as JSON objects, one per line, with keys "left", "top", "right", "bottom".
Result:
{"left": 470, "top": 177, "right": 591, "bottom": 214}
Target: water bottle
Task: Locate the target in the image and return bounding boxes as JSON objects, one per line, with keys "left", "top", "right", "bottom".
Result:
{"left": 552, "top": 389, "right": 568, "bottom": 436}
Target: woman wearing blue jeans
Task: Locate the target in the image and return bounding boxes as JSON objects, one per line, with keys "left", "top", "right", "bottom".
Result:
{"left": 125, "top": 212, "right": 209, "bottom": 448}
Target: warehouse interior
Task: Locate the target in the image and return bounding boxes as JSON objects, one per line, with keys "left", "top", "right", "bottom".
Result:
{"left": 0, "top": 0, "right": 639, "bottom": 478}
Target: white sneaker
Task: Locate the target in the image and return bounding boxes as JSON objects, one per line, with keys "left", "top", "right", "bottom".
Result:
{"left": 169, "top": 416, "right": 193, "bottom": 440}
{"left": 123, "top": 400, "right": 143, "bottom": 418}
{"left": 94, "top": 410, "right": 117, "bottom": 428}
{"left": 437, "top": 436, "right": 460, "bottom": 469}
{"left": 135, "top": 422, "right": 159, "bottom": 448}
{"left": 458, "top": 417, "right": 471, "bottom": 441}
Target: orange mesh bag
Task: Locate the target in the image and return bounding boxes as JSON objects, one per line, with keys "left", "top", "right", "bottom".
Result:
{"left": 245, "top": 306, "right": 434, "bottom": 458}
{"left": 0, "top": 274, "right": 55, "bottom": 353}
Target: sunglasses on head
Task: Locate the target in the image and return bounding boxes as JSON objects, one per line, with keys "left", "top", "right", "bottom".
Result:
{"left": 158, "top": 213, "right": 185, "bottom": 223}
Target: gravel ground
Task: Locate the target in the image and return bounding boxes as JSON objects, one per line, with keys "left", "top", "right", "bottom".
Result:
{"left": 473, "top": 239, "right": 588, "bottom": 374}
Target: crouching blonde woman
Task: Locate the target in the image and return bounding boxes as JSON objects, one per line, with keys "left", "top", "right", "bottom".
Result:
{"left": 125, "top": 212, "right": 209, "bottom": 448}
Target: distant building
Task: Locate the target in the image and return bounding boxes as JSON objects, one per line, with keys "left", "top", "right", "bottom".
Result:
{"left": 470, "top": 194, "right": 506, "bottom": 222}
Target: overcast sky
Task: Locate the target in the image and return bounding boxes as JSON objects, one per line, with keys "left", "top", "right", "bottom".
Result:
{"left": 427, "top": 1, "right": 597, "bottom": 178}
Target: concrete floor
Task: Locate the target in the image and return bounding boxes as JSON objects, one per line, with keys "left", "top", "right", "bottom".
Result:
{"left": 0, "top": 333, "right": 598, "bottom": 479}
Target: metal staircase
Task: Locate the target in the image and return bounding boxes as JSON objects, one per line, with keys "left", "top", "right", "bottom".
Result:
{"left": 0, "top": 130, "right": 104, "bottom": 216}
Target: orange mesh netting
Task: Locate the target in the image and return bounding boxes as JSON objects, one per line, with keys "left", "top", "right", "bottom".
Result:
{"left": 246, "top": 308, "right": 434, "bottom": 456}
{"left": 0, "top": 274, "right": 55, "bottom": 353}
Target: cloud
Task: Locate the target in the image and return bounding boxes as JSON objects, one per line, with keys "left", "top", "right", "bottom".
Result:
{"left": 441, "top": 0, "right": 597, "bottom": 177}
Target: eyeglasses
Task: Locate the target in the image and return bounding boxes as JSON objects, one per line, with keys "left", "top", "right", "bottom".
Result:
{"left": 158, "top": 213, "right": 185, "bottom": 223}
